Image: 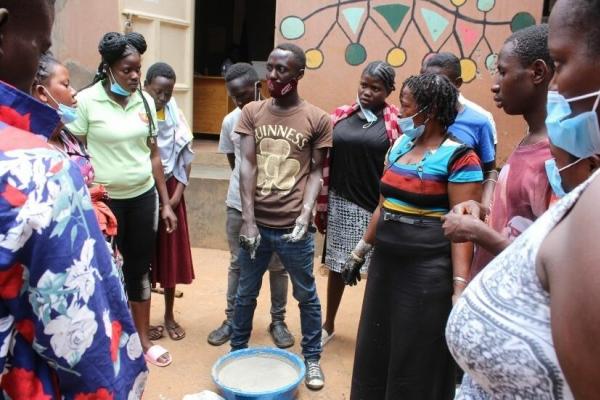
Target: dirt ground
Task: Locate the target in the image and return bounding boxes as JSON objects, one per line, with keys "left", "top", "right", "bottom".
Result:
{"left": 144, "top": 248, "right": 366, "bottom": 400}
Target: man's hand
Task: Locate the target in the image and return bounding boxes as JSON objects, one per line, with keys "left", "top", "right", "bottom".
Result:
{"left": 161, "top": 204, "right": 178, "bottom": 233}
{"left": 239, "top": 220, "right": 261, "bottom": 260}
{"left": 441, "top": 212, "right": 480, "bottom": 243}
{"left": 282, "top": 213, "right": 310, "bottom": 242}
{"left": 341, "top": 252, "right": 364, "bottom": 286}
{"left": 451, "top": 200, "right": 489, "bottom": 220}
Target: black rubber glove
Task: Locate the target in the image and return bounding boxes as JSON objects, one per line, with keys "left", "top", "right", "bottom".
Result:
{"left": 341, "top": 252, "right": 365, "bottom": 286}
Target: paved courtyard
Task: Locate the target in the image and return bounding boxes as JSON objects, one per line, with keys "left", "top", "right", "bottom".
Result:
{"left": 145, "top": 248, "right": 366, "bottom": 399}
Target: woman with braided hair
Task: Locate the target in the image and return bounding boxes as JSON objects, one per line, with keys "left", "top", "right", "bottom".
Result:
{"left": 68, "top": 31, "right": 177, "bottom": 367}
{"left": 32, "top": 52, "right": 94, "bottom": 184}
{"left": 348, "top": 73, "right": 483, "bottom": 399}
{"left": 314, "top": 61, "right": 400, "bottom": 347}
{"left": 32, "top": 52, "right": 118, "bottom": 251}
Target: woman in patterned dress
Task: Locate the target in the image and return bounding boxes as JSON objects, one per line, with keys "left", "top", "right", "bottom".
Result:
{"left": 348, "top": 73, "right": 483, "bottom": 399}
{"left": 315, "top": 61, "right": 400, "bottom": 346}
{"left": 445, "top": 1, "right": 600, "bottom": 398}
{"left": 32, "top": 53, "right": 118, "bottom": 239}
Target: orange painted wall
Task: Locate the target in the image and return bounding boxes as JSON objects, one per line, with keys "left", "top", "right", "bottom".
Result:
{"left": 275, "top": 0, "right": 544, "bottom": 163}
{"left": 52, "top": 0, "right": 121, "bottom": 90}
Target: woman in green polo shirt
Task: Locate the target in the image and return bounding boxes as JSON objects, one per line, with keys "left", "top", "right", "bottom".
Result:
{"left": 68, "top": 32, "right": 177, "bottom": 367}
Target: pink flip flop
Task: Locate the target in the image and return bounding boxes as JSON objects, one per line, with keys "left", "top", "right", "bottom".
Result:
{"left": 144, "top": 344, "right": 172, "bottom": 367}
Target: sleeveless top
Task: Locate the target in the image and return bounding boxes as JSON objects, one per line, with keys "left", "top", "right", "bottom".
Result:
{"left": 446, "top": 168, "right": 600, "bottom": 399}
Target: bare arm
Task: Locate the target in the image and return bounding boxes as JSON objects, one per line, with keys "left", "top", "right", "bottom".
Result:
{"left": 150, "top": 139, "right": 177, "bottom": 232}
{"left": 539, "top": 177, "right": 600, "bottom": 398}
{"left": 441, "top": 211, "right": 511, "bottom": 256}
{"left": 298, "top": 148, "right": 327, "bottom": 224}
{"left": 448, "top": 181, "right": 482, "bottom": 301}
{"left": 469, "top": 219, "right": 509, "bottom": 255}
{"left": 169, "top": 163, "right": 192, "bottom": 209}
{"left": 362, "top": 196, "right": 384, "bottom": 245}
{"left": 239, "top": 133, "right": 258, "bottom": 237}
{"left": 481, "top": 166, "right": 498, "bottom": 209}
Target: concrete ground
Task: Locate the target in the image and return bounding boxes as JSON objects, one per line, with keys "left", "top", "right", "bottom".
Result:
{"left": 145, "top": 247, "right": 366, "bottom": 399}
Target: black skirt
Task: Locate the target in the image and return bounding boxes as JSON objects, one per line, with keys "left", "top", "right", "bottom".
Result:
{"left": 350, "top": 211, "right": 455, "bottom": 400}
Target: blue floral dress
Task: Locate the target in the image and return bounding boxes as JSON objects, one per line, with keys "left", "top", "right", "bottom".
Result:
{"left": 0, "top": 81, "right": 147, "bottom": 399}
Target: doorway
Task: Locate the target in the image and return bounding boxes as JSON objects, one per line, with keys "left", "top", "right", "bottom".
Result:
{"left": 192, "top": 0, "right": 276, "bottom": 136}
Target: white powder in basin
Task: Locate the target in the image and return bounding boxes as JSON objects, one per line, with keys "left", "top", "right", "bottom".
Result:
{"left": 217, "top": 354, "right": 301, "bottom": 392}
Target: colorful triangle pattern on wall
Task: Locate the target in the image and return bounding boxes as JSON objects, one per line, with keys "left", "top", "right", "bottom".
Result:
{"left": 373, "top": 4, "right": 410, "bottom": 32}
{"left": 342, "top": 7, "right": 366, "bottom": 34}
{"left": 457, "top": 20, "right": 480, "bottom": 50}
{"left": 420, "top": 8, "right": 450, "bottom": 42}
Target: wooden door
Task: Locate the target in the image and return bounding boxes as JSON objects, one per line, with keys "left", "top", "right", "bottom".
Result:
{"left": 119, "top": 0, "right": 195, "bottom": 125}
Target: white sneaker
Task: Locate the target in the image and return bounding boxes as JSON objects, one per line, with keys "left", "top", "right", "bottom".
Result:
{"left": 321, "top": 328, "right": 335, "bottom": 347}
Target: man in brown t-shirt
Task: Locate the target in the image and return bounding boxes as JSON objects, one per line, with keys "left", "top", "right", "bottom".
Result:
{"left": 231, "top": 43, "right": 332, "bottom": 391}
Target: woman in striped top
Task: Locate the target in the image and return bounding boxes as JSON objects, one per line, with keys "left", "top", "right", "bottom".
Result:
{"left": 347, "top": 74, "right": 483, "bottom": 400}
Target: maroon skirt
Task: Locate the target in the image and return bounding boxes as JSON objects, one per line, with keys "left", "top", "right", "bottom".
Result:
{"left": 153, "top": 176, "right": 195, "bottom": 288}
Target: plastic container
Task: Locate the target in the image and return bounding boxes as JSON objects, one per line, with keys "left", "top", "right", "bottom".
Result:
{"left": 212, "top": 347, "right": 305, "bottom": 400}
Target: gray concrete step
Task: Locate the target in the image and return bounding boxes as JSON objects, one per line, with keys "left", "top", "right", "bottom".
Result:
{"left": 187, "top": 139, "right": 230, "bottom": 250}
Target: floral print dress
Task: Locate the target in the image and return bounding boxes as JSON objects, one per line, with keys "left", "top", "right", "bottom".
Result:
{"left": 0, "top": 81, "right": 147, "bottom": 399}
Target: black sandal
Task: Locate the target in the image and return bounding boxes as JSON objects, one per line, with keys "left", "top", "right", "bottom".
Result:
{"left": 149, "top": 324, "right": 164, "bottom": 340}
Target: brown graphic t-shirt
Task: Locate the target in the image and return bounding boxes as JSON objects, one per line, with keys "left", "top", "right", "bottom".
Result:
{"left": 235, "top": 99, "right": 333, "bottom": 228}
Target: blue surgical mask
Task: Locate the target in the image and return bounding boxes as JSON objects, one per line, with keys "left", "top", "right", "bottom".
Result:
{"left": 544, "top": 157, "right": 584, "bottom": 198}
{"left": 546, "top": 89, "right": 600, "bottom": 159}
{"left": 398, "top": 109, "right": 427, "bottom": 140}
{"left": 38, "top": 86, "right": 78, "bottom": 124}
{"left": 108, "top": 68, "right": 132, "bottom": 97}
{"left": 57, "top": 103, "right": 78, "bottom": 125}
{"left": 357, "top": 95, "right": 378, "bottom": 124}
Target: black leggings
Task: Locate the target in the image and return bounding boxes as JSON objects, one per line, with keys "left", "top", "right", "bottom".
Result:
{"left": 108, "top": 187, "right": 158, "bottom": 302}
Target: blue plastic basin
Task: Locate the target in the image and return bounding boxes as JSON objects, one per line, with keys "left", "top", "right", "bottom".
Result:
{"left": 212, "top": 347, "right": 305, "bottom": 400}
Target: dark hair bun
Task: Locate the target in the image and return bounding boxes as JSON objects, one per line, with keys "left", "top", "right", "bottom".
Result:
{"left": 98, "top": 31, "right": 147, "bottom": 65}
{"left": 98, "top": 32, "right": 128, "bottom": 63}
{"left": 125, "top": 32, "right": 147, "bottom": 54}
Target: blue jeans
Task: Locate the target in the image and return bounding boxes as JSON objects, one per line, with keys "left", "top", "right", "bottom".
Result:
{"left": 230, "top": 225, "right": 322, "bottom": 360}
{"left": 225, "top": 207, "right": 288, "bottom": 323}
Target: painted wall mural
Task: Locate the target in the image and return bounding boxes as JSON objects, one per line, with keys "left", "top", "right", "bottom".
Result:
{"left": 279, "top": 0, "right": 537, "bottom": 83}
{"left": 275, "top": 0, "right": 543, "bottom": 163}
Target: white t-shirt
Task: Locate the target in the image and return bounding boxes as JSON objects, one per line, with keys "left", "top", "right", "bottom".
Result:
{"left": 218, "top": 107, "right": 243, "bottom": 211}
{"left": 459, "top": 94, "right": 498, "bottom": 144}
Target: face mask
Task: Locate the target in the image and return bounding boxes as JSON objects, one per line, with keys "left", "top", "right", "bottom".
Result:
{"left": 108, "top": 68, "right": 132, "bottom": 97}
{"left": 544, "top": 157, "right": 584, "bottom": 198}
{"left": 38, "top": 86, "right": 78, "bottom": 124}
{"left": 357, "top": 95, "right": 378, "bottom": 123}
{"left": 57, "top": 104, "right": 78, "bottom": 125}
{"left": 267, "top": 78, "right": 297, "bottom": 98}
{"left": 546, "top": 89, "right": 600, "bottom": 159}
{"left": 398, "top": 109, "right": 427, "bottom": 140}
